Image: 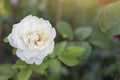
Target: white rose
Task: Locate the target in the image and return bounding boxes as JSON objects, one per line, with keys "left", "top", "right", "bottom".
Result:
{"left": 8, "top": 15, "right": 56, "bottom": 65}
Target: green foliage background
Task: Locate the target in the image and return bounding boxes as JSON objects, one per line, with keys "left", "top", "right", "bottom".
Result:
{"left": 0, "top": 0, "right": 120, "bottom": 80}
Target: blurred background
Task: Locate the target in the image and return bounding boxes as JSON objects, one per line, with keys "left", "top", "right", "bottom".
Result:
{"left": 0, "top": 0, "right": 120, "bottom": 80}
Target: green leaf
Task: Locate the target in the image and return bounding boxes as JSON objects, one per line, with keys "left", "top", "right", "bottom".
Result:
{"left": 65, "top": 46, "right": 85, "bottom": 57}
{"left": 79, "top": 42, "right": 92, "bottom": 57}
{"left": 12, "top": 60, "right": 28, "bottom": 69}
{"left": 54, "top": 41, "right": 67, "bottom": 55}
{"left": 56, "top": 21, "right": 74, "bottom": 40}
{"left": 68, "top": 42, "right": 91, "bottom": 58}
{"left": 75, "top": 27, "right": 92, "bottom": 40}
{"left": 89, "top": 31, "right": 113, "bottom": 50}
{"left": 0, "top": 74, "right": 12, "bottom": 80}
{"left": 3, "top": 37, "right": 9, "bottom": 43}
{"left": 49, "top": 41, "right": 67, "bottom": 58}
{"left": 0, "top": 64, "right": 18, "bottom": 80}
{"left": 58, "top": 46, "right": 85, "bottom": 66}
{"left": 58, "top": 54, "right": 79, "bottom": 66}
{"left": 99, "top": 1, "right": 120, "bottom": 35}
{"left": 18, "top": 68, "right": 32, "bottom": 80}
{"left": 32, "top": 62, "right": 48, "bottom": 74}
{"left": 48, "top": 59, "right": 61, "bottom": 72}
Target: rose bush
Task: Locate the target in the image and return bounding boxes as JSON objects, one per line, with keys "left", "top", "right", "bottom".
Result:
{"left": 8, "top": 15, "right": 56, "bottom": 65}
{"left": 1, "top": 0, "right": 120, "bottom": 80}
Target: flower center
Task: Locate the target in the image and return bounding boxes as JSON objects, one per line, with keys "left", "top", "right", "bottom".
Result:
{"left": 29, "top": 33, "right": 39, "bottom": 43}
{"left": 23, "top": 32, "right": 43, "bottom": 46}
